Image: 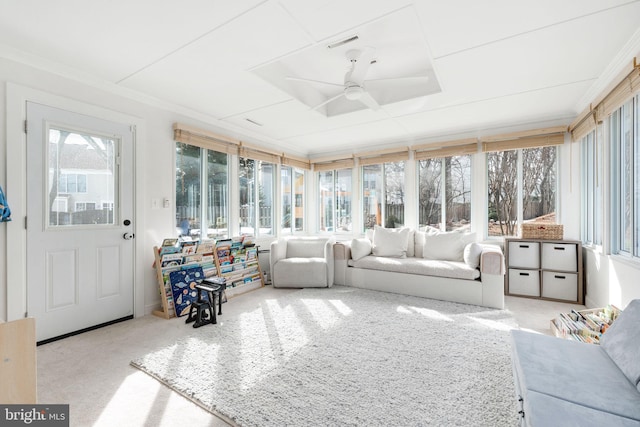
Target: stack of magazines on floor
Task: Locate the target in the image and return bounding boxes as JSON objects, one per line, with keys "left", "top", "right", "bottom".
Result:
{"left": 552, "top": 305, "right": 620, "bottom": 344}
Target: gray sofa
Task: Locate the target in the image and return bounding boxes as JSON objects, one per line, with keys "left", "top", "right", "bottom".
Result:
{"left": 510, "top": 299, "right": 640, "bottom": 426}
{"left": 270, "top": 236, "right": 335, "bottom": 288}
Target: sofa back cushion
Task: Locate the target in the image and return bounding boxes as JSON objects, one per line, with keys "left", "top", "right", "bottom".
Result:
{"left": 423, "top": 231, "right": 476, "bottom": 262}
{"left": 600, "top": 299, "right": 640, "bottom": 390}
{"left": 286, "top": 238, "right": 328, "bottom": 258}
{"left": 372, "top": 226, "right": 410, "bottom": 258}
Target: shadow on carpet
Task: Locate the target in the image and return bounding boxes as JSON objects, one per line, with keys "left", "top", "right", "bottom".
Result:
{"left": 131, "top": 286, "right": 519, "bottom": 426}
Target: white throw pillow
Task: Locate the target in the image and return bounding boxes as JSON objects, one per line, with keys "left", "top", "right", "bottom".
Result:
{"left": 351, "top": 238, "right": 372, "bottom": 261}
{"left": 423, "top": 231, "right": 476, "bottom": 261}
{"left": 463, "top": 242, "right": 483, "bottom": 269}
{"left": 372, "top": 226, "right": 410, "bottom": 258}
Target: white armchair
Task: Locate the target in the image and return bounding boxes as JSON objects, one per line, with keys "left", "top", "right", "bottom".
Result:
{"left": 270, "top": 236, "right": 335, "bottom": 288}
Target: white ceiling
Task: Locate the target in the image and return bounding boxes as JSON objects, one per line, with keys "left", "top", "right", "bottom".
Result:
{"left": 1, "top": 0, "right": 640, "bottom": 158}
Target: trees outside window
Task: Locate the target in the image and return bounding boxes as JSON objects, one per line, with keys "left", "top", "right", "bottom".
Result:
{"left": 419, "top": 155, "right": 471, "bottom": 231}
{"left": 487, "top": 147, "right": 556, "bottom": 237}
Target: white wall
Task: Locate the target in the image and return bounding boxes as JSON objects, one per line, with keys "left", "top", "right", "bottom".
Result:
{"left": 0, "top": 57, "right": 243, "bottom": 320}
{"left": 2, "top": 56, "right": 639, "bottom": 320}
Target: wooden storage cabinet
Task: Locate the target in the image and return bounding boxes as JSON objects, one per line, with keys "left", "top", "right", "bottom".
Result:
{"left": 505, "top": 238, "right": 583, "bottom": 304}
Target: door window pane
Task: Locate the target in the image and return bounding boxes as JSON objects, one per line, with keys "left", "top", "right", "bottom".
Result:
{"left": 48, "top": 128, "right": 116, "bottom": 226}
{"left": 281, "top": 166, "right": 293, "bottom": 234}
{"left": 363, "top": 164, "right": 382, "bottom": 230}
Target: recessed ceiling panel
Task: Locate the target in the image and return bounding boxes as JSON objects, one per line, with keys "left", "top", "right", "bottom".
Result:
{"left": 252, "top": 7, "right": 441, "bottom": 117}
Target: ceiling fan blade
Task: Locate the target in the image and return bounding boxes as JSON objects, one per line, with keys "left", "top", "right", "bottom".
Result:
{"left": 286, "top": 76, "right": 343, "bottom": 88}
{"left": 311, "top": 92, "right": 344, "bottom": 111}
{"left": 347, "top": 46, "right": 375, "bottom": 85}
{"left": 358, "top": 91, "right": 380, "bottom": 111}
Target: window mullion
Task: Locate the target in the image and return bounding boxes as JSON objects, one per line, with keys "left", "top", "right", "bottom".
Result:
{"left": 517, "top": 149, "right": 524, "bottom": 232}
{"left": 200, "top": 147, "right": 207, "bottom": 238}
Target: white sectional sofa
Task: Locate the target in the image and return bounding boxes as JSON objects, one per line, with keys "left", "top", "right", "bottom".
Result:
{"left": 333, "top": 226, "right": 505, "bottom": 309}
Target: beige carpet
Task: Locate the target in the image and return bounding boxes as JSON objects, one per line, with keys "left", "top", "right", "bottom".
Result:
{"left": 132, "top": 286, "right": 519, "bottom": 426}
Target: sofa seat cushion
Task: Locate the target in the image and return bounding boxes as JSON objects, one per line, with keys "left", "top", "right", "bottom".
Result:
{"left": 511, "top": 330, "right": 640, "bottom": 421}
{"left": 273, "top": 258, "right": 328, "bottom": 287}
{"left": 523, "top": 390, "right": 640, "bottom": 427}
{"left": 348, "top": 255, "right": 480, "bottom": 280}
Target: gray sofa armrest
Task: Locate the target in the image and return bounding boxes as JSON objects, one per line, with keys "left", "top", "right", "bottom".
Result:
{"left": 333, "top": 241, "right": 351, "bottom": 285}
{"left": 269, "top": 238, "right": 288, "bottom": 278}
{"left": 479, "top": 244, "right": 505, "bottom": 275}
{"left": 324, "top": 238, "right": 335, "bottom": 287}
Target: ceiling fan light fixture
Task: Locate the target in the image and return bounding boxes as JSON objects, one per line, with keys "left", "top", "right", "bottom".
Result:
{"left": 344, "top": 85, "right": 363, "bottom": 100}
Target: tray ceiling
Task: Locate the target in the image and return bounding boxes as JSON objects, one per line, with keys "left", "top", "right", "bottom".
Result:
{"left": 1, "top": 0, "right": 639, "bottom": 157}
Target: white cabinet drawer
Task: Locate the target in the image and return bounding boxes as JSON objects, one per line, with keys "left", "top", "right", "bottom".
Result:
{"left": 508, "top": 269, "right": 540, "bottom": 297}
{"left": 542, "top": 271, "right": 578, "bottom": 301}
{"left": 541, "top": 243, "right": 577, "bottom": 271}
{"left": 508, "top": 241, "right": 540, "bottom": 269}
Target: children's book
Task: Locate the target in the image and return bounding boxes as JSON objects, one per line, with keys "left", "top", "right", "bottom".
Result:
{"left": 169, "top": 267, "right": 207, "bottom": 317}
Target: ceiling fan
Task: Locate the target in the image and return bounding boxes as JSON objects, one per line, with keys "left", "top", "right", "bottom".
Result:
{"left": 286, "top": 47, "right": 426, "bottom": 112}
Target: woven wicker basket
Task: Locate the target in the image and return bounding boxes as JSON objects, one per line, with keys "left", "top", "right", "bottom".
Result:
{"left": 521, "top": 223, "right": 563, "bottom": 240}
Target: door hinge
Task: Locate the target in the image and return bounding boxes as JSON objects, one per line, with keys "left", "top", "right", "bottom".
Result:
{"left": 24, "top": 216, "right": 27, "bottom": 230}
{"left": 24, "top": 312, "right": 28, "bottom": 318}
{"left": 24, "top": 120, "right": 28, "bottom": 134}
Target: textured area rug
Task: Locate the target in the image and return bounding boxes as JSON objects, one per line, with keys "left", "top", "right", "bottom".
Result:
{"left": 132, "top": 286, "right": 518, "bottom": 426}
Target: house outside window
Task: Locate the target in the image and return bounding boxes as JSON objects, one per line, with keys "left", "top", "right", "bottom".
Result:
{"left": 281, "top": 166, "right": 305, "bottom": 234}
{"left": 58, "top": 173, "right": 87, "bottom": 193}
{"left": 318, "top": 169, "right": 352, "bottom": 232}
{"left": 418, "top": 155, "right": 471, "bottom": 231}
{"left": 486, "top": 146, "right": 557, "bottom": 237}
{"left": 175, "top": 142, "right": 229, "bottom": 239}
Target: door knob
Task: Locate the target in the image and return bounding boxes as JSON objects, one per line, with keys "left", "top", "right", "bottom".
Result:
{"left": 123, "top": 232, "right": 135, "bottom": 240}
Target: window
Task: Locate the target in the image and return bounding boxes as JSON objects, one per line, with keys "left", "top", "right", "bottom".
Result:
{"left": 318, "top": 169, "right": 352, "bottom": 232}
{"left": 239, "top": 157, "right": 275, "bottom": 236}
{"left": 58, "top": 173, "right": 87, "bottom": 193}
{"left": 362, "top": 162, "right": 405, "bottom": 230}
{"left": 75, "top": 202, "right": 96, "bottom": 211}
{"left": 281, "top": 166, "right": 304, "bottom": 233}
{"left": 418, "top": 155, "right": 471, "bottom": 231}
{"left": 611, "top": 96, "right": 639, "bottom": 257}
{"left": 581, "top": 130, "right": 603, "bottom": 246}
{"left": 175, "top": 142, "right": 229, "bottom": 239}
{"left": 487, "top": 147, "right": 557, "bottom": 237}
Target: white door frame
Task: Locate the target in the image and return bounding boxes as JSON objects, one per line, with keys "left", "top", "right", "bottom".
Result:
{"left": 6, "top": 83, "right": 146, "bottom": 321}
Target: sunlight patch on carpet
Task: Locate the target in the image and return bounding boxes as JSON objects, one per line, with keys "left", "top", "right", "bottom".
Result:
{"left": 131, "top": 286, "right": 519, "bottom": 426}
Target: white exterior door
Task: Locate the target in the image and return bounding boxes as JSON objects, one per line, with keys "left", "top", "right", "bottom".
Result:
{"left": 26, "top": 102, "right": 135, "bottom": 342}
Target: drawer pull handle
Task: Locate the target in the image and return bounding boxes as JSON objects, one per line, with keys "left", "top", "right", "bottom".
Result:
{"left": 519, "top": 272, "right": 529, "bottom": 276}
{"left": 555, "top": 275, "right": 566, "bottom": 279}
{"left": 519, "top": 245, "right": 529, "bottom": 248}
{"left": 554, "top": 247, "right": 565, "bottom": 250}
